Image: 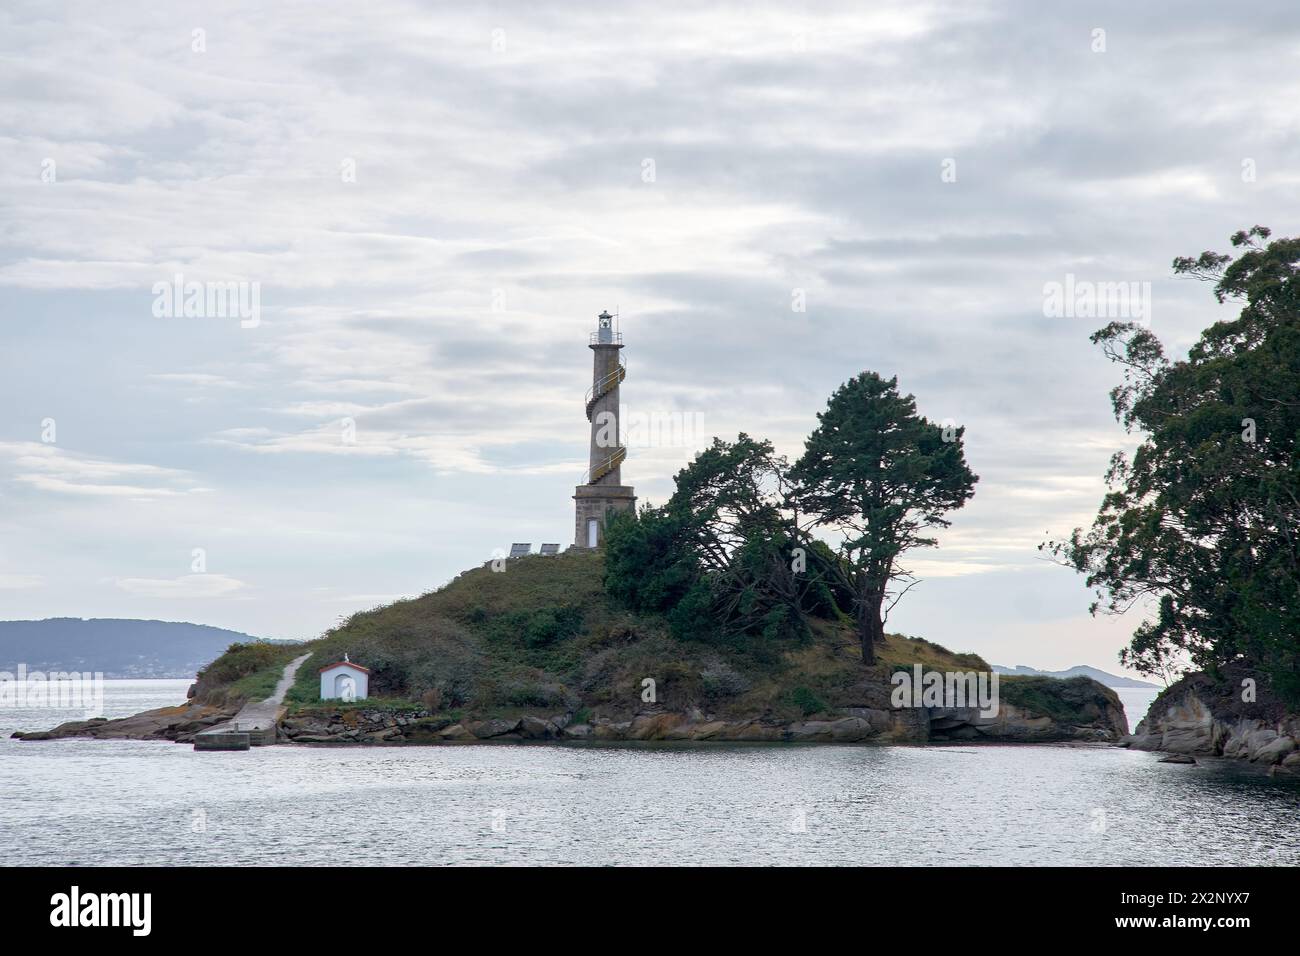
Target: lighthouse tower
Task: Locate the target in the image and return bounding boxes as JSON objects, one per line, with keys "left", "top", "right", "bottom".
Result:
{"left": 574, "top": 310, "right": 636, "bottom": 548}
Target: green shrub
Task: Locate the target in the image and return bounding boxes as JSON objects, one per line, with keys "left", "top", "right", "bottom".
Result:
{"left": 667, "top": 579, "right": 716, "bottom": 642}
{"left": 484, "top": 606, "right": 584, "bottom": 650}
{"left": 500, "top": 681, "right": 571, "bottom": 709}
{"left": 196, "top": 641, "right": 296, "bottom": 695}
{"left": 788, "top": 685, "right": 827, "bottom": 717}
{"left": 604, "top": 506, "right": 702, "bottom": 616}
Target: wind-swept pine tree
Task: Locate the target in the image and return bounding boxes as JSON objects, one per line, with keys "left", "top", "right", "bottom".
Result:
{"left": 790, "top": 372, "right": 978, "bottom": 664}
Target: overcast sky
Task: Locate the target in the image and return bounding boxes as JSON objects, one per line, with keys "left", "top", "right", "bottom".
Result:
{"left": 2, "top": 1, "right": 1297, "bottom": 674}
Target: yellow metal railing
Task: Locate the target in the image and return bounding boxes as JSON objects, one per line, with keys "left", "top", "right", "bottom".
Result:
{"left": 585, "top": 445, "right": 627, "bottom": 485}
{"left": 585, "top": 356, "right": 626, "bottom": 421}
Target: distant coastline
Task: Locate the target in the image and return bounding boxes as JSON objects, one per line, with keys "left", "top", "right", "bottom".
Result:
{"left": 0, "top": 618, "right": 297, "bottom": 679}
{"left": 991, "top": 664, "right": 1158, "bottom": 689}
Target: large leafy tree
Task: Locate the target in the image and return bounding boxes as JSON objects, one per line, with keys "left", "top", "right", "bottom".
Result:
{"left": 1046, "top": 227, "right": 1300, "bottom": 702}
{"left": 789, "top": 372, "right": 978, "bottom": 664}
{"left": 602, "top": 503, "right": 700, "bottom": 629}
{"left": 666, "top": 435, "right": 848, "bottom": 637}
{"left": 665, "top": 434, "right": 790, "bottom": 578}
{"left": 604, "top": 434, "right": 849, "bottom": 643}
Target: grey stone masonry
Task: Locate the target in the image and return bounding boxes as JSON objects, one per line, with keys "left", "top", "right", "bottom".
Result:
{"left": 574, "top": 483, "right": 636, "bottom": 548}
{"left": 574, "top": 310, "right": 635, "bottom": 547}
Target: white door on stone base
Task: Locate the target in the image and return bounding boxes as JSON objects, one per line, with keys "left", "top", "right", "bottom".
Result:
{"left": 587, "top": 517, "right": 599, "bottom": 548}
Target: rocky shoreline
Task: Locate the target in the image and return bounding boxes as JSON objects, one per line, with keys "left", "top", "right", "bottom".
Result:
{"left": 298, "top": 698, "right": 1124, "bottom": 744}
{"left": 1119, "top": 666, "right": 1300, "bottom": 776}
{"left": 15, "top": 689, "right": 1128, "bottom": 747}
{"left": 11, "top": 702, "right": 237, "bottom": 744}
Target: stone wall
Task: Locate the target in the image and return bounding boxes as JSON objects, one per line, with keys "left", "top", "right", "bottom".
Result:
{"left": 280, "top": 708, "right": 432, "bottom": 743}
{"left": 572, "top": 483, "right": 636, "bottom": 548}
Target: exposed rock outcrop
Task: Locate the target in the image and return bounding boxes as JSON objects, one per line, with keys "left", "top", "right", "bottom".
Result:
{"left": 269, "top": 681, "right": 1123, "bottom": 745}
{"left": 18, "top": 679, "right": 1128, "bottom": 748}
{"left": 538, "top": 692, "right": 1126, "bottom": 744}
{"left": 1121, "top": 665, "right": 1300, "bottom": 772}
{"left": 278, "top": 707, "right": 436, "bottom": 743}
{"left": 11, "top": 702, "right": 237, "bottom": 743}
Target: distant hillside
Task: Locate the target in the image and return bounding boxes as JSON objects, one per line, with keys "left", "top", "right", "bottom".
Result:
{"left": 992, "top": 664, "right": 1158, "bottom": 689}
{"left": 0, "top": 618, "right": 290, "bottom": 678}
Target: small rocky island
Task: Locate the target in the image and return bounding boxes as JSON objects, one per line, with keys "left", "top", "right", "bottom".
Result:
{"left": 9, "top": 313, "right": 1139, "bottom": 751}
{"left": 17, "top": 551, "right": 1127, "bottom": 748}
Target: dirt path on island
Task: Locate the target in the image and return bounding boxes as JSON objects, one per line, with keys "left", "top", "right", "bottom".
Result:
{"left": 199, "top": 653, "right": 310, "bottom": 741}
{"left": 267, "top": 653, "right": 311, "bottom": 705}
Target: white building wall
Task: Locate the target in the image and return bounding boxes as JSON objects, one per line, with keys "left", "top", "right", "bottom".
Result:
{"left": 319, "top": 663, "right": 370, "bottom": 700}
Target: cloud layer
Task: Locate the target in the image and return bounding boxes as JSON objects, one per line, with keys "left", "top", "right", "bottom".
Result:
{"left": 2, "top": 1, "right": 1296, "bottom": 672}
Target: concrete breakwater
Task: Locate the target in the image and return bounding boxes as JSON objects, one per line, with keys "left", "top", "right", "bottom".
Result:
{"left": 192, "top": 653, "right": 307, "bottom": 751}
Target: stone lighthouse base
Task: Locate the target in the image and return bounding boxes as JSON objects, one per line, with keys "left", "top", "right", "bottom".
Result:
{"left": 573, "top": 484, "right": 636, "bottom": 549}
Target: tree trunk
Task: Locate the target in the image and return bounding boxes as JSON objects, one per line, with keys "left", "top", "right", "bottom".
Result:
{"left": 855, "top": 600, "right": 876, "bottom": 665}
{"left": 855, "top": 575, "right": 885, "bottom": 665}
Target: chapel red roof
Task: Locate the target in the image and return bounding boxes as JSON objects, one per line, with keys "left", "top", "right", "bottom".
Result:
{"left": 318, "top": 660, "right": 370, "bottom": 673}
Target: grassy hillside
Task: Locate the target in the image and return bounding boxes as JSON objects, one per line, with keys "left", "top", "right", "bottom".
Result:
{"left": 199, "top": 551, "right": 1001, "bottom": 722}
{"left": 193, "top": 639, "right": 304, "bottom": 706}
{"left": 998, "top": 675, "right": 1125, "bottom": 726}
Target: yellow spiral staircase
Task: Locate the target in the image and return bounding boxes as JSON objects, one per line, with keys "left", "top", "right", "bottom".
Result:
{"left": 584, "top": 356, "right": 627, "bottom": 484}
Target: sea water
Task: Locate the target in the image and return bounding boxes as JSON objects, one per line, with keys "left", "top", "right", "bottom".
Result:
{"left": 1, "top": 680, "right": 1296, "bottom": 866}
